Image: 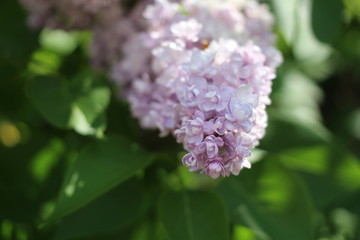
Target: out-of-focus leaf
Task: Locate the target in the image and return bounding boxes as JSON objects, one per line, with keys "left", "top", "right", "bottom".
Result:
{"left": 0, "top": 130, "right": 64, "bottom": 222}
{"left": 338, "top": 29, "right": 360, "bottom": 60}
{"left": 330, "top": 208, "right": 358, "bottom": 238}
{"left": 261, "top": 114, "right": 329, "bottom": 152}
{"left": 271, "top": 0, "right": 334, "bottom": 62}
{"left": 312, "top": 0, "right": 343, "bottom": 44}
{"left": 333, "top": 191, "right": 360, "bottom": 216}
{"left": 30, "top": 138, "right": 65, "bottom": 183}
{"left": 280, "top": 145, "right": 360, "bottom": 208}
{"left": 217, "top": 159, "right": 315, "bottom": 240}
{"left": 28, "top": 49, "right": 62, "bottom": 75}
{"left": 0, "top": 0, "right": 38, "bottom": 68}
{"left": 29, "top": 75, "right": 73, "bottom": 128}
{"left": 273, "top": 67, "right": 325, "bottom": 124}
{"left": 53, "top": 179, "right": 148, "bottom": 240}
{"left": 40, "top": 29, "right": 78, "bottom": 56}
{"left": 130, "top": 218, "right": 168, "bottom": 240}
{"left": 159, "top": 191, "right": 229, "bottom": 240}
{"left": 29, "top": 74, "right": 110, "bottom": 136}
{"left": 293, "top": 0, "right": 332, "bottom": 62}
{"left": 45, "top": 135, "right": 154, "bottom": 223}
{"left": 344, "top": 0, "right": 360, "bottom": 20}
{"left": 271, "top": 0, "right": 298, "bottom": 45}
{"left": 263, "top": 67, "right": 331, "bottom": 152}
{"left": 233, "top": 225, "right": 256, "bottom": 240}
{"left": 0, "top": 0, "right": 38, "bottom": 115}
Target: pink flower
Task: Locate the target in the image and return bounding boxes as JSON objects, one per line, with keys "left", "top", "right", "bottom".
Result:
{"left": 170, "top": 19, "right": 203, "bottom": 42}
{"left": 111, "top": 0, "right": 282, "bottom": 178}
{"left": 206, "top": 159, "right": 225, "bottom": 179}
{"left": 196, "top": 135, "right": 224, "bottom": 159}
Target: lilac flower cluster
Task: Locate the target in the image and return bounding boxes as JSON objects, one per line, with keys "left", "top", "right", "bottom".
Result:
{"left": 20, "top": 0, "right": 122, "bottom": 30}
{"left": 112, "top": 0, "right": 282, "bottom": 178}
{"left": 21, "top": 0, "right": 282, "bottom": 178}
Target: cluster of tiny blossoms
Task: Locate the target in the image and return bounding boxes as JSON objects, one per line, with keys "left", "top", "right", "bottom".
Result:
{"left": 21, "top": 0, "right": 282, "bottom": 178}
{"left": 20, "top": 0, "right": 123, "bottom": 30}
{"left": 20, "top": 0, "right": 129, "bottom": 68}
{"left": 112, "top": 0, "right": 282, "bottom": 178}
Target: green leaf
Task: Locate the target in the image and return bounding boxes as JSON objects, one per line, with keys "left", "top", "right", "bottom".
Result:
{"left": 271, "top": 0, "right": 332, "bottom": 61}
{"left": 159, "top": 191, "right": 229, "bottom": 240}
{"left": 29, "top": 74, "right": 110, "bottom": 136}
{"left": 217, "top": 159, "right": 315, "bottom": 240}
{"left": 293, "top": 0, "right": 332, "bottom": 62}
{"left": 40, "top": 29, "right": 78, "bottom": 56}
{"left": 0, "top": 0, "right": 38, "bottom": 68}
{"left": 53, "top": 179, "right": 148, "bottom": 240}
{"left": 271, "top": 0, "right": 298, "bottom": 45}
{"left": 261, "top": 114, "right": 330, "bottom": 152}
{"left": 311, "top": 0, "right": 343, "bottom": 44}
{"left": 29, "top": 75, "right": 72, "bottom": 127}
{"left": 344, "top": 0, "right": 360, "bottom": 20}
{"left": 45, "top": 135, "right": 154, "bottom": 223}
{"left": 262, "top": 67, "right": 331, "bottom": 152}
{"left": 280, "top": 145, "right": 360, "bottom": 209}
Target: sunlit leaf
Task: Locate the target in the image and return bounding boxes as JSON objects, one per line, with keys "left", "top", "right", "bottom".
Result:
{"left": 217, "top": 159, "right": 315, "bottom": 240}
{"left": 53, "top": 179, "right": 148, "bottom": 240}
{"left": 271, "top": 0, "right": 298, "bottom": 45}
{"left": 29, "top": 74, "right": 110, "bottom": 136}
{"left": 40, "top": 29, "right": 78, "bottom": 56}
{"left": 344, "top": 0, "right": 360, "bottom": 20}
{"left": 30, "top": 138, "right": 65, "bottom": 183}
{"left": 293, "top": 0, "right": 332, "bottom": 62}
{"left": 280, "top": 145, "right": 360, "bottom": 209}
{"left": 45, "top": 135, "right": 154, "bottom": 223}
{"left": 159, "top": 191, "right": 229, "bottom": 240}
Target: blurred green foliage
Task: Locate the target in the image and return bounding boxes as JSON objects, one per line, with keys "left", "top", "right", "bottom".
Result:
{"left": 0, "top": 0, "right": 360, "bottom": 239}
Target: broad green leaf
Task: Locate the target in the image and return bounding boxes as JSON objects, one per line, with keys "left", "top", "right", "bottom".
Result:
{"left": 29, "top": 74, "right": 110, "bottom": 136}
{"left": 344, "top": 0, "right": 360, "bottom": 20}
{"left": 53, "top": 179, "right": 148, "bottom": 240}
{"left": 29, "top": 76, "right": 72, "bottom": 128}
{"left": 280, "top": 145, "right": 360, "bottom": 209}
{"left": 262, "top": 67, "right": 331, "bottom": 152}
{"left": 40, "top": 29, "right": 78, "bottom": 56}
{"left": 311, "top": 0, "right": 343, "bottom": 44}
{"left": 271, "top": 0, "right": 336, "bottom": 62}
{"left": 45, "top": 135, "right": 154, "bottom": 223}
{"left": 271, "top": 0, "right": 298, "bottom": 45}
{"left": 30, "top": 138, "right": 65, "bottom": 183}
{"left": 130, "top": 217, "right": 168, "bottom": 240}
{"left": 159, "top": 191, "right": 229, "bottom": 240}
{"left": 0, "top": 0, "right": 38, "bottom": 115}
{"left": 261, "top": 115, "right": 330, "bottom": 152}
{"left": 233, "top": 225, "right": 256, "bottom": 240}
{"left": 293, "top": 0, "right": 332, "bottom": 62}
{"left": 0, "top": 0, "right": 38, "bottom": 68}
{"left": 217, "top": 159, "right": 315, "bottom": 240}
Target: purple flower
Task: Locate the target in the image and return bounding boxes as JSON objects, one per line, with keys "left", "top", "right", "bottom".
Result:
{"left": 181, "top": 49, "right": 215, "bottom": 76}
{"left": 199, "top": 87, "right": 232, "bottom": 112}
{"left": 214, "top": 117, "right": 227, "bottom": 135}
{"left": 106, "top": 0, "right": 283, "bottom": 178}
{"left": 196, "top": 135, "right": 224, "bottom": 159}
{"left": 182, "top": 153, "right": 199, "bottom": 172}
{"left": 205, "top": 158, "right": 225, "bottom": 179}
{"left": 179, "top": 111, "right": 214, "bottom": 145}
{"left": 170, "top": 19, "right": 203, "bottom": 42}
{"left": 226, "top": 97, "right": 253, "bottom": 122}
{"left": 177, "top": 76, "right": 208, "bottom": 107}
